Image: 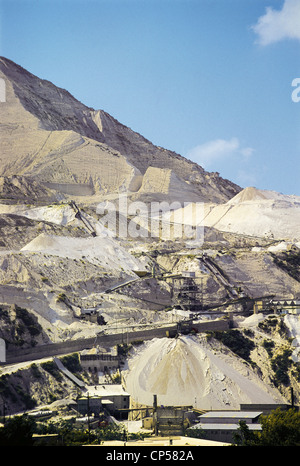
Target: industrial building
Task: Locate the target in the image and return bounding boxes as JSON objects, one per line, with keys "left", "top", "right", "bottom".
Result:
{"left": 190, "top": 410, "right": 262, "bottom": 443}
{"left": 77, "top": 384, "right": 130, "bottom": 419}
{"left": 272, "top": 299, "right": 300, "bottom": 315}
{"left": 173, "top": 271, "right": 203, "bottom": 313}
{"left": 80, "top": 346, "right": 119, "bottom": 373}
{"left": 150, "top": 394, "right": 196, "bottom": 437}
{"left": 253, "top": 297, "right": 300, "bottom": 316}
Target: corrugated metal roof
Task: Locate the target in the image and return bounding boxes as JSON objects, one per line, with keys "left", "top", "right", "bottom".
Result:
{"left": 87, "top": 384, "right": 130, "bottom": 397}
{"left": 199, "top": 411, "right": 262, "bottom": 419}
{"left": 191, "top": 423, "right": 262, "bottom": 431}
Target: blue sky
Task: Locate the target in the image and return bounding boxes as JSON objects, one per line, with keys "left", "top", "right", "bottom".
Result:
{"left": 0, "top": 0, "right": 299, "bottom": 195}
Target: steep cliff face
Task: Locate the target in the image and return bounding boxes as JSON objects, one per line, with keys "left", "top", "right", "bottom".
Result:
{"left": 0, "top": 57, "right": 240, "bottom": 202}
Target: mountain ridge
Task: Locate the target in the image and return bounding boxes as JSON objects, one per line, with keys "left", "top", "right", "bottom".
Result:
{"left": 0, "top": 56, "right": 240, "bottom": 203}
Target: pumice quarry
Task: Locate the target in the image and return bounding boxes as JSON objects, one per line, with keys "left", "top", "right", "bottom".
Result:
{"left": 0, "top": 56, "right": 300, "bottom": 448}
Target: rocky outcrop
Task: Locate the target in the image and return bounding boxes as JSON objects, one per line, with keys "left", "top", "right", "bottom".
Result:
{"left": 0, "top": 57, "right": 241, "bottom": 203}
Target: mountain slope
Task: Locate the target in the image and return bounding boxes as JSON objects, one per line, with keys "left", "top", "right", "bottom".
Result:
{"left": 0, "top": 57, "right": 240, "bottom": 202}
{"left": 1, "top": 57, "right": 300, "bottom": 419}
{"left": 167, "top": 186, "right": 300, "bottom": 241}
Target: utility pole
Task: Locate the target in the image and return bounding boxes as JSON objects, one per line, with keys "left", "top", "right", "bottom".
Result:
{"left": 153, "top": 394, "right": 158, "bottom": 436}
{"left": 87, "top": 393, "right": 91, "bottom": 444}
{"left": 291, "top": 387, "right": 295, "bottom": 408}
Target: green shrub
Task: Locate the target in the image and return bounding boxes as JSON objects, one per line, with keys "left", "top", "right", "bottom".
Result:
{"left": 41, "top": 361, "right": 63, "bottom": 381}
{"left": 60, "top": 353, "right": 81, "bottom": 373}
{"left": 210, "top": 329, "right": 254, "bottom": 362}
{"left": 271, "top": 349, "right": 293, "bottom": 386}
{"left": 0, "top": 415, "right": 36, "bottom": 446}
{"left": 15, "top": 385, "right": 36, "bottom": 410}
{"left": 262, "top": 339, "right": 275, "bottom": 357}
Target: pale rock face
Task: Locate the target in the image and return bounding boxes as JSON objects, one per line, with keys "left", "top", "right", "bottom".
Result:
{"left": 166, "top": 186, "right": 300, "bottom": 240}
{"left": 137, "top": 166, "right": 201, "bottom": 203}
{"left": 0, "top": 56, "right": 241, "bottom": 203}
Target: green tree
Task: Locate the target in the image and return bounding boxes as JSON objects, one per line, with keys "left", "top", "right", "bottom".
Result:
{"left": 233, "top": 420, "right": 257, "bottom": 446}
{"left": 96, "top": 423, "right": 128, "bottom": 442}
{"left": 257, "top": 408, "right": 300, "bottom": 446}
{"left": 0, "top": 415, "right": 36, "bottom": 446}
